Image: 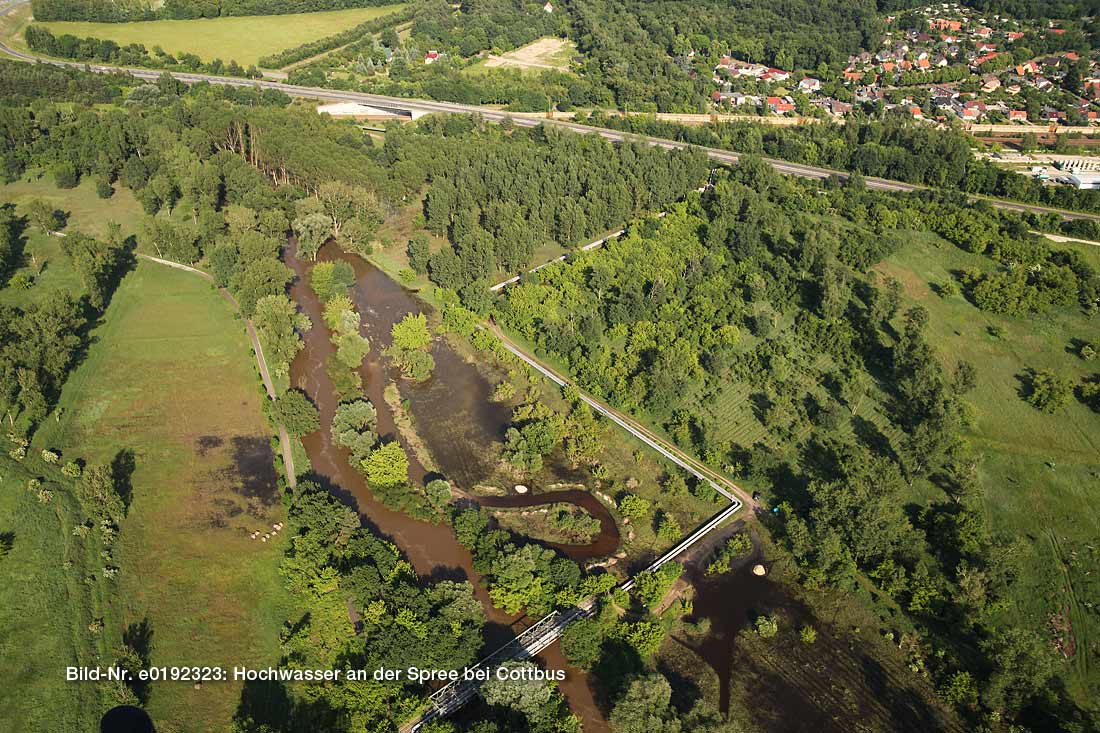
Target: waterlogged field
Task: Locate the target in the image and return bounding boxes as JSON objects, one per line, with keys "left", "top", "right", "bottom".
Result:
{"left": 16, "top": 5, "right": 405, "bottom": 67}
{"left": 34, "top": 262, "right": 296, "bottom": 730}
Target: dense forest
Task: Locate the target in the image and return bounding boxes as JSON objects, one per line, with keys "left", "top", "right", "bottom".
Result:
{"left": 384, "top": 119, "right": 709, "bottom": 305}
{"left": 30, "top": 0, "right": 400, "bottom": 22}
{"left": 497, "top": 160, "right": 1100, "bottom": 730}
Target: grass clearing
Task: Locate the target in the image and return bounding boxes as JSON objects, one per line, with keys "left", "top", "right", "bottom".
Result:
{"left": 33, "top": 261, "right": 296, "bottom": 731}
{"left": 1, "top": 175, "right": 144, "bottom": 306}
{"left": 879, "top": 229, "right": 1100, "bottom": 699}
{"left": 19, "top": 5, "right": 405, "bottom": 67}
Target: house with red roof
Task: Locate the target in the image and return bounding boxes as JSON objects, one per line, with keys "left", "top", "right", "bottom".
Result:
{"left": 973, "top": 52, "right": 999, "bottom": 68}
{"left": 766, "top": 96, "right": 795, "bottom": 114}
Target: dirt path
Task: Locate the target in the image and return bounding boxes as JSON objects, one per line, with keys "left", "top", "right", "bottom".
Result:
{"left": 1032, "top": 230, "right": 1100, "bottom": 248}
{"left": 137, "top": 254, "right": 298, "bottom": 489}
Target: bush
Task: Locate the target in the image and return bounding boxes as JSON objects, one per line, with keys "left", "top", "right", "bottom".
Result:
{"left": 618, "top": 493, "right": 651, "bottom": 519}
{"left": 754, "top": 614, "right": 779, "bottom": 639}
{"left": 95, "top": 176, "right": 114, "bottom": 199}
{"left": 799, "top": 624, "right": 817, "bottom": 644}
{"left": 1022, "top": 368, "right": 1073, "bottom": 414}
{"left": 53, "top": 161, "right": 78, "bottom": 189}
{"left": 656, "top": 512, "right": 681, "bottom": 542}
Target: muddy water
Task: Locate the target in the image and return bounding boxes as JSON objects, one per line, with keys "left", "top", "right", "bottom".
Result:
{"left": 682, "top": 536, "right": 958, "bottom": 732}
{"left": 286, "top": 241, "right": 611, "bottom": 731}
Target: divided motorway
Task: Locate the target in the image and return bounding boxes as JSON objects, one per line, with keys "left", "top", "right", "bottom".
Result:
{"left": 1, "top": 0, "right": 1098, "bottom": 222}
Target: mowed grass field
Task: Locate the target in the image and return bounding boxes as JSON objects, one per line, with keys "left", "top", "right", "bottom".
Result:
{"left": 11, "top": 4, "right": 405, "bottom": 67}
{"left": 33, "top": 262, "right": 296, "bottom": 731}
{"left": 877, "top": 229, "right": 1100, "bottom": 698}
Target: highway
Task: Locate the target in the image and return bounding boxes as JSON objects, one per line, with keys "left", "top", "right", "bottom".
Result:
{"left": 2, "top": 0, "right": 1099, "bottom": 223}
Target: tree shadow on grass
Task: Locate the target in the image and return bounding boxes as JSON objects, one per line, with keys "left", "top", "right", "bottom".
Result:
{"left": 0, "top": 531, "right": 13, "bottom": 556}
{"left": 234, "top": 678, "right": 348, "bottom": 733}
{"left": 122, "top": 618, "right": 153, "bottom": 704}
{"left": 112, "top": 449, "right": 136, "bottom": 515}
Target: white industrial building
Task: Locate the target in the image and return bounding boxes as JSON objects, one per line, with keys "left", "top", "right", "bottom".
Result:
{"left": 1067, "top": 172, "right": 1100, "bottom": 189}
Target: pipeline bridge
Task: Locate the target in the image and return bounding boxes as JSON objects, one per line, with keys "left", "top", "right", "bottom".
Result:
{"left": 410, "top": 497, "right": 742, "bottom": 731}
{"left": 406, "top": 322, "right": 749, "bottom": 729}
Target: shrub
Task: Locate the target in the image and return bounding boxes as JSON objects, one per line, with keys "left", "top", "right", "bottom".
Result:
{"left": 53, "top": 161, "right": 78, "bottom": 189}
{"left": 618, "top": 493, "right": 651, "bottom": 519}
{"left": 755, "top": 614, "right": 779, "bottom": 639}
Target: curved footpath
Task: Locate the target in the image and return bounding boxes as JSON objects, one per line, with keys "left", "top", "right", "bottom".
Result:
{"left": 137, "top": 254, "right": 298, "bottom": 489}
{"left": 0, "top": 0, "right": 1098, "bottom": 223}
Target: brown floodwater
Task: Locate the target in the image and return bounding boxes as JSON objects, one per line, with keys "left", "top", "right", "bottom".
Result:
{"left": 286, "top": 240, "right": 611, "bottom": 731}
{"left": 680, "top": 528, "right": 960, "bottom": 732}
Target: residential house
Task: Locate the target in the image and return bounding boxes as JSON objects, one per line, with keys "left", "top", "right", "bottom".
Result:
{"left": 814, "top": 98, "right": 853, "bottom": 117}
{"left": 798, "top": 77, "right": 822, "bottom": 93}
{"left": 959, "top": 100, "right": 987, "bottom": 119}
{"left": 766, "top": 96, "right": 795, "bottom": 114}
{"left": 972, "top": 52, "right": 999, "bottom": 68}
{"left": 1009, "top": 109, "right": 1028, "bottom": 121}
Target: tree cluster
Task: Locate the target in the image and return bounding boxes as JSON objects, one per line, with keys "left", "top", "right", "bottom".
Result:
{"left": 235, "top": 481, "right": 486, "bottom": 730}
{"left": 582, "top": 113, "right": 1100, "bottom": 215}
{"left": 31, "top": 0, "right": 399, "bottom": 22}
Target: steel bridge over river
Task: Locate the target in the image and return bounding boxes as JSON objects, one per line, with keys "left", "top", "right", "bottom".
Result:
{"left": 408, "top": 497, "right": 742, "bottom": 730}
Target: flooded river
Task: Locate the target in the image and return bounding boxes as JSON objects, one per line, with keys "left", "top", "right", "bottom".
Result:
{"left": 286, "top": 240, "right": 610, "bottom": 731}
{"left": 283, "top": 241, "right": 948, "bottom": 733}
